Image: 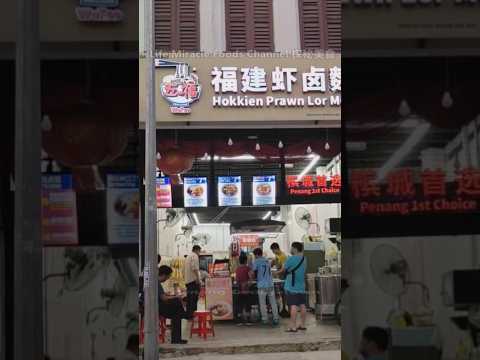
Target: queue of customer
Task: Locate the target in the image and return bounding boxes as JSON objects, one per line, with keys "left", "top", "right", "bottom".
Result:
{"left": 148, "top": 241, "right": 307, "bottom": 346}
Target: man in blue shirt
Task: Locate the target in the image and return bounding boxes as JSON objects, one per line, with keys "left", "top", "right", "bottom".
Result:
{"left": 250, "top": 247, "right": 279, "bottom": 326}
{"left": 276, "top": 242, "right": 307, "bottom": 332}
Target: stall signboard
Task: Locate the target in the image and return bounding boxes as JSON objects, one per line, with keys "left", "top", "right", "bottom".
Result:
{"left": 348, "top": 167, "right": 480, "bottom": 216}
{"left": 218, "top": 176, "right": 242, "bottom": 206}
{"left": 287, "top": 175, "right": 341, "bottom": 196}
{"left": 139, "top": 53, "right": 341, "bottom": 126}
{"left": 252, "top": 176, "right": 276, "bottom": 205}
{"left": 205, "top": 277, "right": 234, "bottom": 321}
{"left": 233, "top": 234, "right": 260, "bottom": 252}
{"left": 156, "top": 177, "right": 172, "bottom": 208}
{"left": 41, "top": 175, "right": 79, "bottom": 245}
{"left": 106, "top": 174, "right": 139, "bottom": 244}
{"left": 184, "top": 177, "right": 208, "bottom": 207}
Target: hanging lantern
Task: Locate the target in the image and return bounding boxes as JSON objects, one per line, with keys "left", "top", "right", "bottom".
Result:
{"left": 156, "top": 148, "right": 194, "bottom": 175}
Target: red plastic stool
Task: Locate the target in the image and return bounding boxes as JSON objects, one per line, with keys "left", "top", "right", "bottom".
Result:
{"left": 140, "top": 316, "right": 167, "bottom": 344}
{"left": 158, "top": 316, "right": 167, "bottom": 344}
{"left": 190, "top": 311, "right": 215, "bottom": 340}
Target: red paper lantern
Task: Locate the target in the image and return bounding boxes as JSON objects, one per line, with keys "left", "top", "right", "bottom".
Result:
{"left": 157, "top": 148, "right": 194, "bottom": 175}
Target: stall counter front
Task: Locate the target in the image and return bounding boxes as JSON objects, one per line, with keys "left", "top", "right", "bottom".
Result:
{"left": 205, "top": 277, "right": 234, "bottom": 320}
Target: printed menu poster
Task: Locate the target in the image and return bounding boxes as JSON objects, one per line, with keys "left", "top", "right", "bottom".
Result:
{"left": 205, "top": 277, "right": 234, "bottom": 321}
{"left": 218, "top": 176, "right": 242, "bottom": 206}
{"left": 252, "top": 176, "right": 276, "bottom": 205}
{"left": 156, "top": 177, "right": 172, "bottom": 208}
{"left": 184, "top": 177, "right": 208, "bottom": 207}
{"left": 42, "top": 175, "right": 78, "bottom": 245}
{"left": 106, "top": 174, "right": 139, "bottom": 244}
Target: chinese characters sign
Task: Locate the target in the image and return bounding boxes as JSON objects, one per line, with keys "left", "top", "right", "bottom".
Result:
{"left": 142, "top": 53, "right": 341, "bottom": 124}
{"left": 211, "top": 65, "right": 341, "bottom": 109}
{"left": 287, "top": 175, "right": 341, "bottom": 195}
{"left": 349, "top": 168, "right": 480, "bottom": 215}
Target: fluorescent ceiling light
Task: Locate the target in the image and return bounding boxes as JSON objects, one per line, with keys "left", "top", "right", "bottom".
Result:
{"left": 297, "top": 155, "right": 321, "bottom": 181}
{"left": 376, "top": 122, "right": 431, "bottom": 182}
{"left": 200, "top": 155, "right": 256, "bottom": 161}
{"left": 262, "top": 211, "right": 272, "bottom": 220}
{"left": 193, "top": 213, "right": 200, "bottom": 225}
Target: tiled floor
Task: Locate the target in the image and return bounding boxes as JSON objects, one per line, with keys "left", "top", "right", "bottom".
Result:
{"left": 165, "top": 351, "right": 341, "bottom": 360}
{"left": 160, "top": 313, "right": 340, "bottom": 350}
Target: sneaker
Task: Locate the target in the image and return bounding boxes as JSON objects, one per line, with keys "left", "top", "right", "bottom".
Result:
{"left": 245, "top": 322, "right": 253, "bottom": 326}
{"left": 236, "top": 322, "right": 244, "bottom": 327}
{"left": 272, "top": 320, "right": 280, "bottom": 327}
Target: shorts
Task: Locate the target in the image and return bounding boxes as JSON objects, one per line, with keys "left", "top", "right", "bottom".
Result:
{"left": 285, "top": 291, "right": 307, "bottom": 307}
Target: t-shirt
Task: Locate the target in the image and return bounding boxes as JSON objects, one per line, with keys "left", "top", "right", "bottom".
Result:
{"left": 158, "top": 282, "right": 165, "bottom": 301}
{"left": 284, "top": 255, "right": 306, "bottom": 294}
{"left": 235, "top": 265, "right": 251, "bottom": 294}
{"left": 184, "top": 253, "right": 200, "bottom": 284}
{"left": 251, "top": 257, "right": 273, "bottom": 289}
{"left": 275, "top": 252, "right": 288, "bottom": 269}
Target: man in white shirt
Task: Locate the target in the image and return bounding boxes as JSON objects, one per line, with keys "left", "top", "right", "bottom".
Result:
{"left": 184, "top": 245, "right": 202, "bottom": 319}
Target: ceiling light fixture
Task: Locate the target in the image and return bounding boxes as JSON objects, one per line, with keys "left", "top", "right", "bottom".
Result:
{"left": 41, "top": 115, "right": 52, "bottom": 131}
{"left": 156, "top": 152, "right": 161, "bottom": 160}
{"left": 441, "top": 91, "right": 453, "bottom": 109}
{"left": 262, "top": 211, "right": 272, "bottom": 220}
{"left": 297, "top": 155, "right": 321, "bottom": 181}
{"left": 278, "top": 140, "right": 284, "bottom": 149}
{"left": 398, "top": 99, "right": 411, "bottom": 117}
{"left": 306, "top": 145, "right": 312, "bottom": 154}
{"left": 376, "top": 122, "right": 431, "bottom": 182}
{"left": 256, "top": 143, "right": 261, "bottom": 151}
{"left": 228, "top": 138, "right": 234, "bottom": 146}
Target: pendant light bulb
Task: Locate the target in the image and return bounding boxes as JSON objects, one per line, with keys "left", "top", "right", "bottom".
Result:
{"left": 204, "top": 152, "right": 209, "bottom": 159}
{"left": 278, "top": 140, "right": 284, "bottom": 149}
{"left": 325, "top": 142, "right": 330, "bottom": 151}
{"left": 306, "top": 145, "right": 312, "bottom": 154}
{"left": 398, "top": 99, "right": 411, "bottom": 117}
{"left": 442, "top": 91, "right": 453, "bottom": 109}
{"left": 256, "top": 143, "right": 261, "bottom": 151}
{"left": 228, "top": 138, "right": 233, "bottom": 146}
{"left": 41, "top": 115, "right": 52, "bottom": 131}
{"left": 156, "top": 152, "right": 161, "bottom": 160}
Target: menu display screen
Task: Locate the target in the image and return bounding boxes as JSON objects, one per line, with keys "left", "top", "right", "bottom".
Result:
{"left": 218, "top": 176, "right": 242, "bottom": 206}
{"left": 184, "top": 177, "right": 208, "bottom": 207}
{"left": 156, "top": 177, "right": 172, "bottom": 208}
{"left": 252, "top": 176, "right": 276, "bottom": 205}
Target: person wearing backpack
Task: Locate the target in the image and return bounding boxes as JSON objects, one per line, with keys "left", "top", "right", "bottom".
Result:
{"left": 276, "top": 241, "right": 307, "bottom": 332}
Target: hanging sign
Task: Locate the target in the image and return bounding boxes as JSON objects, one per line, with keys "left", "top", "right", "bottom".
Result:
{"left": 349, "top": 167, "right": 480, "bottom": 216}
{"left": 218, "top": 176, "right": 242, "bottom": 206}
{"left": 42, "top": 175, "right": 79, "bottom": 245}
{"left": 252, "top": 176, "right": 276, "bottom": 205}
{"left": 184, "top": 177, "right": 208, "bottom": 207}
{"left": 156, "top": 177, "right": 172, "bottom": 208}
{"left": 287, "top": 175, "right": 341, "bottom": 195}
{"left": 106, "top": 174, "right": 139, "bottom": 244}
{"left": 75, "top": 0, "right": 123, "bottom": 22}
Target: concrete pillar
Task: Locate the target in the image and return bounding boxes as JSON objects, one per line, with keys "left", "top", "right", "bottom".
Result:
{"left": 200, "top": 0, "right": 226, "bottom": 52}
{"left": 273, "top": 0, "right": 301, "bottom": 52}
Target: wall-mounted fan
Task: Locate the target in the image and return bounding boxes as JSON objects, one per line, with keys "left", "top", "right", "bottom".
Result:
{"left": 294, "top": 207, "right": 319, "bottom": 232}
{"left": 158, "top": 209, "right": 185, "bottom": 228}
{"left": 370, "top": 244, "right": 431, "bottom": 308}
{"left": 191, "top": 233, "right": 212, "bottom": 246}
